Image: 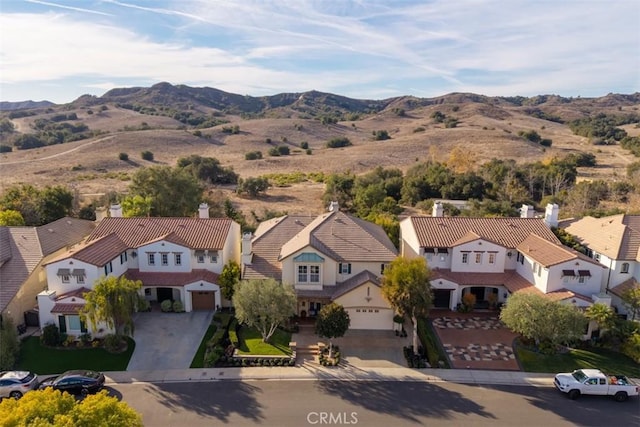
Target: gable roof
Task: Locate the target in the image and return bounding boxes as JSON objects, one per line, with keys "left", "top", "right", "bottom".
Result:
{"left": 561, "top": 214, "right": 640, "bottom": 261}
{"left": 517, "top": 234, "right": 602, "bottom": 268}
{"left": 0, "top": 218, "right": 95, "bottom": 313}
{"left": 332, "top": 270, "right": 381, "bottom": 299}
{"left": 609, "top": 278, "right": 639, "bottom": 298}
{"left": 48, "top": 233, "right": 130, "bottom": 266}
{"left": 86, "top": 217, "right": 233, "bottom": 250}
{"left": 406, "top": 216, "right": 560, "bottom": 249}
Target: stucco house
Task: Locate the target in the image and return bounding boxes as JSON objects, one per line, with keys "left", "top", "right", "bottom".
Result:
{"left": 400, "top": 203, "right": 606, "bottom": 311}
{"left": 561, "top": 214, "right": 640, "bottom": 319}
{"left": 37, "top": 204, "right": 241, "bottom": 336}
{"left": 0, "top": 217, "right": 95, "bottom": 329}
{"left": 242, "top": 202, "right": 398, "bottom": 330}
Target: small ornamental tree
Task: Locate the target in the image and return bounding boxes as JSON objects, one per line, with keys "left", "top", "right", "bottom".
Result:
{"left": 315, "top": 303, "right": 350, "bottom": 358}
{"left": 219, "top": 260, "right": 241, "bottom": 302}
{"left": 233, "top": 279, "right": 296, "bottom": 342}
{"left": 585, "top": 303, "right": 616, "bottom": 335}
{"left": 621, "top": 284, "right": 640, "bottom": 320}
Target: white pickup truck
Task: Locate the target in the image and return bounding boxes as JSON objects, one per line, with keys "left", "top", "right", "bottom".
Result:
{"left": 554, "top": 368, "right": 639, "bottom": 402}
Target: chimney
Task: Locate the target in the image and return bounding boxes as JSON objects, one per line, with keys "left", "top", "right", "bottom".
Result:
{"left": 544, "top": 203, "right": 559, "bottom": 228}
{"left": 432, "top": 201, "right": 444, "bottom": 217}
{"left": 95, "top": 207, "right": 108, "bottom": 222}
{"left": 109, "top": 204, "right": 123, "bottom": 218}
{"left": 242, "top": 232, "right": 253, "bottom": 265}
{"left": 520, "top": 204, "right": 534, "bottom": 218}
{"left": 198, "top": 203, "right": 209, "bottom": 219}
{"left": 328, "top": 201, "right": 339, "bottom": 212}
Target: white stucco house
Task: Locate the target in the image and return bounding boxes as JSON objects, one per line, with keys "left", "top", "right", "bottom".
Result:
{"left": 37, "top": 204, "right": 241, "bottom": 336}
{"left": 400, "top": 203, "right": 607, "bottom": 313}
{"left": 561, "top": 214, "right": 640, "bottom": 319}
{"left": 242, "top": 202, "right": 398, "bottom": 330}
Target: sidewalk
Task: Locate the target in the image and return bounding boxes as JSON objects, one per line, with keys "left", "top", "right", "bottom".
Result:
{"left": 105, "top": 365, "right": 556, "bottom": 388}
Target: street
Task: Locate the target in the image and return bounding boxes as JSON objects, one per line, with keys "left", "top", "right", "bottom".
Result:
{"left": 109, "top": 380, "right": 640, "bottom": 426}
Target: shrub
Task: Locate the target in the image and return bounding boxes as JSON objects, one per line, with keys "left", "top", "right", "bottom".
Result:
{"left": 228, "top": 319, "right": 239, "bottom": 348}
{"left": 141, "top": 150, "right": 154, "bottom": 161}
{"left": 63, "top": 335, "right": 76, "bottom": 347}
{"left": 103, "top": 334, "right": 123, "bottom": 353}
{"left": 277, "top": 145, "right": 290, "bottom": 155}
{"left": 326, "top": 137, "right": 352, "bottom": 148}
{"left": 300, "top": 141, "right": 309, "bottom": 149}
{"left": 444, "top": 117, "right": 459, "bottom": 128}
{"left": 621, "top": 333, "right": 640, "bottom": 363}
{"left": 306, "top": 149, "right": 312, "bottom": 155}
{"left": 79, "top": 333, "right": 92, "bottom": 345}
{"left": 118, "top": 152, "right": 129, "bottom": 161}
{"left": 245, "top": 151, "right": 263, "bottom": 160}
{"left": 268, "top": 147, "right": 280, "bottom": 156}
{"left": 0, "top": 319, "right": 19, "bottom": 370}
{"left": 413, "top": 127, "right": 425, "bottom": 133}
{"left": 373, "top": 130, "right": 390, "bottom": 141}
{"left": 160, "top": 299, "right": 173, "bottom": 312}
{"left": 0, "top": 145, "right": 12, "bottom": 153}
{"left": 172, "top": 300, "right": 185, "bottom": 312}
{"left": 41, "top": 323, "right": 61, "bottom": 346}
{"left": 462, "top": 292, "right": 476, "bottom": 310}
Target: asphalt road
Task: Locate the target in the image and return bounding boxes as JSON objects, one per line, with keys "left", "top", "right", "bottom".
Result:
{"left": 109, "top": 380, "right": 640, "bottom": 427}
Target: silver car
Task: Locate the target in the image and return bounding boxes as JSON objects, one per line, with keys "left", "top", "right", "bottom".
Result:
{"left": 0, "top": 371, "right": 39, "bottom": 399}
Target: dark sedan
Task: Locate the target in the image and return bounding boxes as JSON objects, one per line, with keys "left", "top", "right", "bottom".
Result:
{"left": 39, "top": 370, "right": 105, "bottom": 396}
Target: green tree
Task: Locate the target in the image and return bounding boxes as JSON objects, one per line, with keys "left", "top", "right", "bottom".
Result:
{"left": 0, "top": 209, "right": 25, "bottom": 226}
{"left": 500, "top": 292, "right": 587, "bottom": 351}
{"left": 0, "top": 388, "right": 143, "bottom": 427}
{"left": 141, "top": 150, "right": 154, "bottom": 161}
{"left": 322, "top": 173, "right": 355, "bottom": 210}
{"left": 0, "top": 184, "right": 73, "bottom": 226}
{"left": 381, "top": 257, "right": 433, "bottom": 351}
{"left": 315, "top": 303, "right": 350, "bottom": 358}
{"left": 176, "top": 155, "right": 238, "bottom": 185}
{"left": 81, "top": 276, "right": 142, "bottom": 338}
{"left": 0, "top": 318, "right": 20, "bottom": 370}
{"left": 129, "top": 166, "right": 203, "bottom": 217}
{"left": 219, "top": 260, "right": 241, "bottom": 301}
{"left": 233, "top": 279, "right": 296, "bottom": 342}
{"left": 120, "top": 195, "right": 153, "bottom": 217}
{"left": 620, "top": 284, "right": 640, "bottom": 320}
{"left": 236, "top": 177, "right": 270, "bottom": 198}
{"left": 585, "top": 303, "right": 616, "bottom": 335}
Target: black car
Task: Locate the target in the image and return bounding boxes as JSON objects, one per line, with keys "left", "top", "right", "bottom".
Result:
{"left": 39, "top": 370, "right": 105, "bottom": 396}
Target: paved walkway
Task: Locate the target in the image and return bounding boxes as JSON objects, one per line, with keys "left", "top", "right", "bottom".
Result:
{"left": 126, "top": 311, "right": 213, "bottom": 371}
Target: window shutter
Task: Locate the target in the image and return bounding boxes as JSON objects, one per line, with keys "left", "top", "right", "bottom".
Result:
{"left": 58, "top": 315, "right": 67, "bottom": 333}
{"left": 80, "top": 319, "right": 88, "bottom": 333}
{"left": 348, "top": 263, "right": 351, "bottom": 274}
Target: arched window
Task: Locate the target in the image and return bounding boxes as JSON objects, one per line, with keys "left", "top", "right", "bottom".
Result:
{"left": 621, "top": 262, "right": 630, "bottom": 274}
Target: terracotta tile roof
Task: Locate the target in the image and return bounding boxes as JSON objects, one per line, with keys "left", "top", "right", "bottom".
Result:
{"left": 546, "top": 288, "right": 593, "bottom": 303}
{"left": 124, "top": 269, "right": 219, "bottom": 286}
{"left": 0, "top": 218, "right": 94, "bottom": 313}
{"left": 609, "top": 278, "right": 639, "bottom": 298}
{"left": 332, "top": 270, "right": 381, "bottom": 299}
{"left": 517, "top": 234, "right": 601, "bottom": 268}
{"left": 406, "top": 216, "right": 560, "bottom": 249}
{"left": 51, "top": 303, "right": 84, "bottom": 314}
{"left": 431, "top": 269, "right": 522, "bottom": 286}
{"left": 49, "top": 233, "right": 130, "bottom": 266}
{"left": 87, "top": 217, "right": 233, "bottom": 250}
{"left": 502, "top": 273, "right": 544, "bottom": 296}
{"left": 56, "top": 287, "right": 92, "bottom": 301}
{"left": 561, "top": 214, "right": 640, "bottom": 261}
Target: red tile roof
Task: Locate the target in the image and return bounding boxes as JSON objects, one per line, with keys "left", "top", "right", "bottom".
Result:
{"left": 51, "top": 303, "right": 84, "bottom": 314}
{"left": 609, "top": 278, "right": 639, "bottom": 298}
{"left": 517, "top": 234, "right": 601, "bottom": 268}
{"left": 561, "top": 214, "right": 640, "bottom": 261}
{"left": 124, "top": 269, "right": 219, "bottom": 286}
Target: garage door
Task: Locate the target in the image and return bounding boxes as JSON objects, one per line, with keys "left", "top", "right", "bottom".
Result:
{"left": 191, "top": 291, "right": 215, "bottom": 310}
{"left": 433, "top": 289, "right": 452, "bottom": 308}
{"left": 346, "top": 307, "right": 393, "bottom": 330}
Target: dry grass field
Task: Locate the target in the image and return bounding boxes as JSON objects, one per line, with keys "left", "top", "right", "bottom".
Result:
{"left": 1, "top": 93, "right": 639, "bottom": 217}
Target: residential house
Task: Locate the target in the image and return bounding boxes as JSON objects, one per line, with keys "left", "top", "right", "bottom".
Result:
{"left": 561, "top": 214, "right": 640, "bottom": 319}
{"left": 400, "top": 203, "right": 606, "bottom": 312}
{"left": 242, "top": 202, "right": 398, "bottom": 330}
{"left": 0, "top": 217, "right": 95, "bottom": 328}
{"left": 37, "top": 204, "right": 240, "bottom": 336}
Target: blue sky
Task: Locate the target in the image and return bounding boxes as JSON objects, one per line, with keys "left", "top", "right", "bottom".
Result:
{"left": 1, "top": 0, "right": 639, "bottom": 103}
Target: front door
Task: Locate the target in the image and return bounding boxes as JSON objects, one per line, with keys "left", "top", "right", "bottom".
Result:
{"left": 433, "top": 289, "right": 452, "bottom": 308}
{"left": 157, "top": 287, "right": 173, "bottom": 302}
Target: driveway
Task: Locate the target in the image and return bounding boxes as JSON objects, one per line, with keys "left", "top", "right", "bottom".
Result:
{"left": 126, "top": 311, "right": 213, "bottom": 371}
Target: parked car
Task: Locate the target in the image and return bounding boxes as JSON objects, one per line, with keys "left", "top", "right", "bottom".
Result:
{"left": 39, "top": 370, "right": 105, "bottom": 396}
{"left": 554, "top": 368, "right": 639, "bottom": 402}
{"left": 0, "top": 371, "right": 39, "bottom": 399}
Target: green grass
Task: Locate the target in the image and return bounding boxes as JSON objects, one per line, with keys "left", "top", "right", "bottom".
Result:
{"left": 17, "top": 337, "right": 135, "bottom": 375}
{"left": 417, "top": 317, "right": 450, "bottom": 368}
{"left": 516, "top": 344, "right": 640, "bottom": 378}
{"left": 236, "top": 326, "right": 292, "bottom": 356}
{"left": 190, "top": 324, "right": 217, "bottom": 368}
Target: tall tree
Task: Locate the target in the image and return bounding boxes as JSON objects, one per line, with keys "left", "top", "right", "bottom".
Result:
{"left": 381, "top": 257, "right": 433, "bottom": 351}
{"left": 233, "top": 279, "right": 296, "bottom": 342}
{"left": 219, "top": 260, "right": 241, "bottom": 302}
{"left": 129, "top": 166, "right": 203, "bottom": 217}
{"left": 315, "top": 303, "right": 350, "bottom": 358}
{"left": 621, "top": 284, "right": 640, "bottom": 320}
{"left": 120, "top": 195, "right": 153, "bottom": 217}
{"left": 0, "top": 388, "right": 143, "bottom": 427}
{"left": 500, "top": 292, "right": 587, "bottom": 350}
{"left": 0, "top": 319, "right": 20, "bottom": 370}
{"left": 81, "top": 276, "right": 142, "bottom": 337}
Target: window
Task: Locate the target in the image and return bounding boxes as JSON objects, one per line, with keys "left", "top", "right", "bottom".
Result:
{"left": 298, "top": 265, "right": 308, "bottom": 282}
{"left": 621, "top": 262, "right": 630, "bottom": 274}
{"left": 103, "top": 262, "right": 112, "bottom": 275}
{"left": 148, "top": 253, "right": 155, "bottom": 266}
{"left": 67, "top": 315, "right": 87, "bottom": 333}
{"left": 120, "top": 252, "right": 127, "bottom": 264}
{"left": 475, "top": 252, "right": 482, "bottom": 264}
{"left": 161, "top": 253, "right": 169, "bottom": 266}
{"left": 210, "top": 252, "right": 218, "bottom": 263}
{"left": 578, "top": 276, "right": 586, "bottom": 284}
{"left": 488, "top": 253, "right": 496, "bottom": 264}
{"left": 174, "top": 253, "right": 182, "bottom": 265}
{"left": 594, "top": 253, "right": 601, "bottom": 262}
{"left": 339, "top": 263, "right": 351, "bottom": 274}
{"left": 197, "top": 254, "right": 205, "bottom": 263}
{"left": 77, "top": 275, "right": 85, "bottom": 284}
{"left": 517, "top": 252, "right": 524, "bottom": 264}
{"left": 310, "top": 265, "right": 320, "bottom": 282}
{"left": 462, "top": 253, "right": 469, "bottom": 264}
{"left": 61, "top": 275, "right": 70, "bottom": 283}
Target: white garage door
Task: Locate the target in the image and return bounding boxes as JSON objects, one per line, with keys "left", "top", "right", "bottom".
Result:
{"left": 347, "top": 307, "right": 393, "bottom": 330}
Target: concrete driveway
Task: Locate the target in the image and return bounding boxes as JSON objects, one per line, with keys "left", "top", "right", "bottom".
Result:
{"left": 126, "top": 311, "right": 213, "bottom": 371}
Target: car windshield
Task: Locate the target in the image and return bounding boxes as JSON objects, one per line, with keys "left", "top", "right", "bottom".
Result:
{"left": 83, "top": 371, "right": 100, "bottom": 379}
{"left": 572, "top": 370, "right": 587, "bottom": 382}
{"left": 20, "top": 373, "right": 35, "bottom": 383}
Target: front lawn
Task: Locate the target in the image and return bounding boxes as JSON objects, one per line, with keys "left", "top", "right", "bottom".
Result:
{"left": 516, "top": 344, "right": 640, "bottom": 378}
{"left": 190, "top": 324, "right": 217, "bottom": 368}
{"left": 236, "top": 326, "right": 292, "bottom": 356}
{"left": 17, "top": 337, "right": 135, "bottom": 375}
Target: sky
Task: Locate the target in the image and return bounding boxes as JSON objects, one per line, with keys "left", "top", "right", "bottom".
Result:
{"left": 1, "top": 0, "right": 639, "bottom": 104}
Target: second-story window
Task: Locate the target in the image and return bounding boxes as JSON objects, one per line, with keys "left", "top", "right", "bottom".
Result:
{"left": 488, "top": 253, "right": 496, "bottom": 264}
{"left": 161, "top": 253, "right": 168, "bottom": 266}
{"left": 174, "top": 253, "right": 182, "bottom": 266}
{"left": 310, "top": 265, "right": 320, "bottom": 282}
{"left": 61, "top": 274, "right": 70, "bottom": 283}
{"left": 104, "top": 262, "right": 113, "bottom": 275}
{"left": 462, "top": 253, "right": 469, "bottom": 264}
{"left": 148, "top": 253, "right": 155, "bottom": 266}
{"left": 475, "top": 253, "right": 482, "bottom": 264}
{"left": 77, "top": 275, "right": 85, "bottom": 284}
{"left": 210, "top": 251, "right": 218, "bottom": 263}
{"left": 339, "top": 263, "right": 351, "bottom": 274}
{"left": 621, "top": 262, "right": 630, "bottom": 274}
{"left": 120, "top": 252, "right": 127, "bottom": 264}
{"left": 298, "top": 265, "right": 308, "bottom": 282}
